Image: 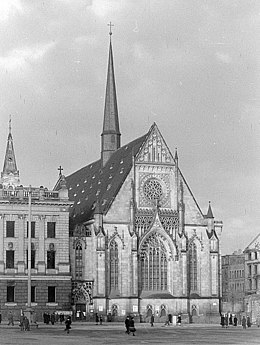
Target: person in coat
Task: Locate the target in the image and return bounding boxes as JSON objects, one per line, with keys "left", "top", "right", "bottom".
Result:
{"left": 246, "top": 315, "right": 251, "bottom": 327}
{"left": 242, "top": 316, "right": 246, "bottom": 329}
{"left": 95, "top": 313, "right": 99, "bottom": 325}
{"left": 177, "top": 314, "right": 181, "bottom": 326}
{"left": 125, "top": 316, "right": 130, "bottom": 334}
{"left": 50, "top": 312, "right": 55, "bottom": 325}
{"left": 150, "top": 314, "right": 154, "bottom": 327}
{"left": 233, "top": 315, "right": 238, "bottom": 326}
{"left": 64, "top": 316, "right": 71, "bottom": 334}
{"left": 129, "top": 316, "right": 136, "bottom": 336}
{"left": 220, "top": 314, "right": 225, "bottom": 328}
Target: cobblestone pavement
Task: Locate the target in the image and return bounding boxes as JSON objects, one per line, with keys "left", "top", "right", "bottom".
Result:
{"left": 0, "top": 322, "right": 259, "bottom": 345}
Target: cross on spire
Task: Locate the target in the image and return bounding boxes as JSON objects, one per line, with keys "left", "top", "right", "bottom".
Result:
{"left": 58, "top": 165, "right": 63, "bottom": 176}
{"left": 107, "top": 21, "right": 114, "bottom": 36}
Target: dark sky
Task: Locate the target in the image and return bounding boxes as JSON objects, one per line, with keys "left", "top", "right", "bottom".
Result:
{"left": 0, "top": 0, "right": 259, "bottom": 254}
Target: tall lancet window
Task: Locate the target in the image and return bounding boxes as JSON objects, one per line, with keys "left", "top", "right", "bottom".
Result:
{"left": 110, "top": 240, "right": 118, "bottom": 290}
{"left": 141, "top": 235, "right": 167, "bottom": 291}
{"left": 75, "top": 242, "right": 83, "bottom": 280}
{"left": 189, "top": 242, "right": 198, "bottom": 292}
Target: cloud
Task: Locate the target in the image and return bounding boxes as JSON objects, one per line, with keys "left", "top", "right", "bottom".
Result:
{"left": 0, "top": 0, "right": 23, "bottom": 22}
{"left": 0, "top": 42, "right": 56, "bottom": 71}
{"left": 91, "top": 0, "right": 124, "bottom": 17}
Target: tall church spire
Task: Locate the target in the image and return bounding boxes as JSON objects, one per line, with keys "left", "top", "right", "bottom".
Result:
{"left": 101, "top": 23, "right": 121, "bottom": 167}
{"left": 1, "top": 117, "right": 20, "bottom": 187}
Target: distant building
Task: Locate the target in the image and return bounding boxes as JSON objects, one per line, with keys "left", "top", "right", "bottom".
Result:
{"left": 0, "top": 123, "right": 72, "bottom": 320}
{"left": 221, "top": 251, "right": 245, "bottom": 314}
{"left": 55, "top": 34, "right": 223, "bottom": 323}
{"left": 243, "top": 234, "right": 260, "bottom": 323}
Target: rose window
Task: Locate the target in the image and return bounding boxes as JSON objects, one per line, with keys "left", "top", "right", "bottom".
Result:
{"left": 143, "top": 179, "right": 163, "bottom": 201}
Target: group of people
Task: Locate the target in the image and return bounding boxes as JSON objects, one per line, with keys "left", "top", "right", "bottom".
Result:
{"left": 19, "top": 313, "right": 30, "bottom": 331}
{"left": 125, "top": 316, "right": 136, "bottom": 336}
{"left": 43, "top": 312, "right": 65, "bottom": 325}
{"left": 220, "top": 313, "right": 251, "bottom": 329}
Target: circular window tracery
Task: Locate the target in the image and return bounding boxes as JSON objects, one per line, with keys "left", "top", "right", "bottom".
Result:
{"left": 143, "top": 179, "right": 163, "bottom": 201}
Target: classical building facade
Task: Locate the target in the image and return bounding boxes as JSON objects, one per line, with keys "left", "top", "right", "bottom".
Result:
{"left": 0, "top": 124, "right": 72, "bottom": 320}
{"left": 55, "top": 35, "right": 223, "bottom": 323}
{"left": 221, "top": 251, "right": 245, "bottom": 314}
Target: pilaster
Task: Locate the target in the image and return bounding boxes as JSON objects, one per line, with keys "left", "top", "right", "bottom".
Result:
{"left": 17, "top": 214, "right": 26, "bottom": 273}
{"left": 38, "top": 215, "right": 46, "bottom": 273}
{"left": 0, "top": 214, "right": 5, "bottom": 272}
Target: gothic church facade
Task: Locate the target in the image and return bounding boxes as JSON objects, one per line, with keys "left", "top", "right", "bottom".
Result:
{"left": 56, "top": 35, "right": 223, "bottom": 323}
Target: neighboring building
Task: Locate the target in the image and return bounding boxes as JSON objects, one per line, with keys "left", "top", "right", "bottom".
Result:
{"left": 0, "top": 123, "right": 72, "bottom": 320}
{"left": 221, "top": 251, "right": 245, "bottom": 314}
{"left": 55, "top": 34, "right": 223, "bottom": 323}
{"left": 244, "top": 234, "right": 260, "bottom": 323}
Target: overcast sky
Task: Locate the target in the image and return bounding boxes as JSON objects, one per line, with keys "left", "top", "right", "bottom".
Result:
{"left": 0, "top": 0, "right": 259, "bottom": 254}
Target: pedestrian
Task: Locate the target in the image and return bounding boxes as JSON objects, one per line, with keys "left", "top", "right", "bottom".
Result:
{"left": 220, "top": 314, "right": 225, "bottom": 328}
{"left": 257, "top": 315, "right": 260, "bottom": 327}
{"left": 24, "top": 316, "right": 30, "bottom": 331}
{"left": 19, "top": 313, "right": 25, "bottom": 331}
{"left": 8, "top": 311, "right": 14, "bottom": 326}
{"left": 150, "top": 314, "right": 154, "bottom": 327}
{"left": 64, "top": 315, "right": 71, "bottom": 334}
{"left": 100, "top": 315, "right": 103, "bottom": 325}
{"left": 129, "top": 316, "right": 136, "bottom": 336}
{"left": 177, "top": 314, "right": 181, "bottom": 326}
{"left": 229, "top": 314, "right": 233, "bottom": 325}
{"left": 125, "top": 316, "right": 130, "bottom": 334}
{"left": 233, "top": 315, "right": 238, "bottom": 327}
{"left": 50, "top": 312, "right": 55, "bottom": 325}
{"left": 46, "top": 312, "right": 50, "bottom": 325}
{"left": 246, "top": 315, "right": 251, "bottom": 328}
{"left": 242, "top": 316, "right": 246, "bottom": 329}
{"left": 224, "top": 314, "right": 228, "bottom": 328}
{"left": 95, "top": 313, "right": 99, "bottom": 325}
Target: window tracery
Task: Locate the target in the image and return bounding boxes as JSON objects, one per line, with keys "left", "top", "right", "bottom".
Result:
{"left": 110, "top": 240, "right": 119, "bottom": 290}
{"left": 189, "top": 242, "right": 198, "bottom": 292}
{"left": 140, "top": 234, "right": 168, "bottom": 291}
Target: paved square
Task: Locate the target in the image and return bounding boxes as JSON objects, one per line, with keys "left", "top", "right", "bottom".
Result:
{"left": 0, "top": 322, "right": 259, "bottom": 344}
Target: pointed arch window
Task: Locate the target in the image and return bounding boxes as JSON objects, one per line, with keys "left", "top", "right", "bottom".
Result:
{"left": 141, "top": 235, "right": 167, "bottom": 291}
{"left": 75, "top": 242, "right": 83, "bottom": 280}
{"left": 110, "top": 240, "right": 118, "bottom": 290}
{"left": 189, "top": 242, "right": 198, "bottom": 292}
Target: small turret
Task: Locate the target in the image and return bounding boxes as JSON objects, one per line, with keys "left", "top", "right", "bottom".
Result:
{"left": 1, "top": 118, "right": 20, "bottom": 188}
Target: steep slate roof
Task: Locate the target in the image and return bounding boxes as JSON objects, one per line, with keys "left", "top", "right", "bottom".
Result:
{"left": 65, "top": 133, "right": 149, "bottom": 227}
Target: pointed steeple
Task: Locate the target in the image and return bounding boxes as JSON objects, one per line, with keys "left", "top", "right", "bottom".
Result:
{"left": 206, "top": 201, "right": 214, "bottom": 219}
{"left": 1, "top": 117, "right": 20, "bottom": 187}
{"left": 101, "top": 25, "right": 121, "bottom": 167}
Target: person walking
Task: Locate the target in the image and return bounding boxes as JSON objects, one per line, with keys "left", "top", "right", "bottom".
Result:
{"left": 8, "top": 311, "right": 14, "bottom": 326}
{"left": 19, "top": 313, "right": 25, "bottom": 331}
{"left": 50, "top": 312, "right": 55, "bottom": 325}
{"left": 125, "top": 316, "right": 130, "bottom": 334}
{"left": 64, "top": 315, "right": 71, "bottom": 334}
{"left": 99, "top": 315, "right": 103, "bottom": 325}
{"left": 177, "top": 314, "right": 182, "bottom": 326}
{"left": 224, "top": 314, "right": 228, "bottom": 328}
{"left": 229, "top": 314, "right": 233, "bottom": 325}
{"left": 24, "top": 316, "right": 30, "bottom": 331}
{"left": 150, "top": 314, "right": 154, "bottom": 327}
{"left": 95, "top": 313, "right": 99, "bottom": 325}
{"left": 220, "top": 314, "right": 225, "bottom": 328}
{"left": 246, "top": 315, "right": 251, "bottom": 328}
{"left": 242, "top": 316, "right": 246, "bottom": 329}
{"left": 129, "top": 316, "right": 136, "bottom": 336}
{"left": 233, "top": 315, "right": 238, "bottom": 327}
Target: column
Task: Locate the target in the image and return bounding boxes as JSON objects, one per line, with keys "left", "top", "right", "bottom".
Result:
{"left": 17, "top": 214, "right": 26, "bottom": 273}
{"left": 0, "top": 215, "right": 5, "bottom": 272}
{"left": 38, "top": 215, "right": 46, "bottom": 273}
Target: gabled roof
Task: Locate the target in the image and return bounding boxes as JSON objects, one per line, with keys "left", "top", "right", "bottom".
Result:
{"left": 62, "top": 132, "right": 148, "bottom": 226}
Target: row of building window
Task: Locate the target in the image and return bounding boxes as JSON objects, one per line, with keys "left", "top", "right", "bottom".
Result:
{"left": 7, "top": 286, "right": 56, "bottom": 303}
{"left": 229, "top": 269, "right": 244, "bottom": 279}
{"left": 5, "top": 221, "right": 56, "bottom": 238}
{"left": 6, "top": 250, "right": 55, "bottom": 269}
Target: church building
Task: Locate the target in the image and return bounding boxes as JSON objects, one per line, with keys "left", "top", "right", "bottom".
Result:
{"left": 56, "top": 33, "right": 223, "bottom": 323}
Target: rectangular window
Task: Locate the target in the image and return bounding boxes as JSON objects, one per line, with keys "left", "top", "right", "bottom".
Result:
{"left": 6, "top": 221, "right": 15, "bottom": 237}
{"left": 26, "top": 250, "right": 36, "bottom": 269}
{"left": 31, "top": 286, "right": 36, "bottom": 303}
{"left": 27, "top": 222, "right": 35, "bottom": 238}
{"left": 47, "top": 251, "right": 55, "bottom": 269}
{"left": 6, "top": 250, "right": 14, "bottom": 268}
{"left": 47, "top": 222, "right": 55, "bottom": 238}
{"left": 48, "top": 286, "right": 56, "bottom": 302}
{"left": 7, "top": 285, "right": 14, "bottom": 302}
